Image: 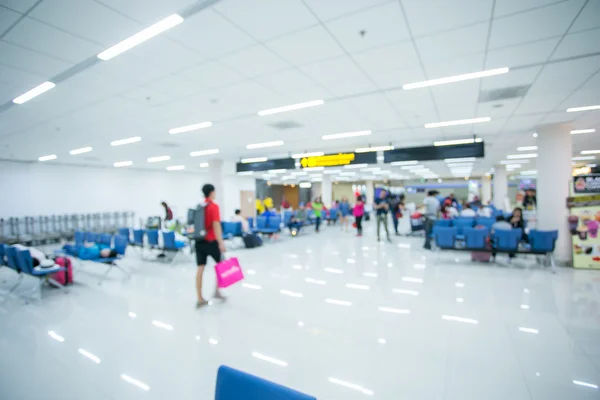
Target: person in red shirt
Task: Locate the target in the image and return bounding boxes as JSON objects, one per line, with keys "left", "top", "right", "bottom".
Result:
{"left": 193, "top": 184, "right": 226, "bottom": 308}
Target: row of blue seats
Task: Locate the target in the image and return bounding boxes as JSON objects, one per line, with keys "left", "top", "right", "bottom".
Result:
{"left": 0, "top": 244, "right": 68, "bottom": 300}
{"left": 432, "top": 226, "right": 558, "bottom": 258}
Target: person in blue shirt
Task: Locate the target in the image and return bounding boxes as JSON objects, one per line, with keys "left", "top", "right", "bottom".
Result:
{"left": 338, "top": 197, "right": 351, "bottom": 232}
{"left": 374, "top": 190, "right": 391, "bottom": 242}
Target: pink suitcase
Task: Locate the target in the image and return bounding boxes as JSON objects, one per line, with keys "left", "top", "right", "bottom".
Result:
{"left": 471, "top": 252, "right": 492, "bottom": 262}
{"left": 215, "top": 257, "right": 244, "bottom": 288}
{"left": 52, "top": 256, "right": 73, "bottom": 285}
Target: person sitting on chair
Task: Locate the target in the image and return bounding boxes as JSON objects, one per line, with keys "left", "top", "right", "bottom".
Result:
{"left": 232, "top": 209, "right": 250, "bottom": 233}
{"left": 288, "top": 204, "right": 307, "bottom": 236}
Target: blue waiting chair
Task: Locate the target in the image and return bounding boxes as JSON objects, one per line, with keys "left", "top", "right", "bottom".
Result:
{"left": 161, "top": 231, "right": 188, "bottom": 263}
{"left": 463, "top": 227, "right": 489, "bottom": 250}
{"left": 433, "top": 226, "right": 457, "bottom": 249}
{"left": 146, "top": 230, "right": 160, "bottom": 248}
{"left": 256, "top": 216, "right": 279, "bottom": 234}
{"left": 283, "top": 211, "right": 295, "bottom": 225}
{"left": 15, "top": 248, "right": 67, "bottom": 301}
{"left": 492, "top": 229, "right": 522, "bottom": 253}
{"left": 3, "top": 245, "right": 23, "bottom": 293}
{"left": 97, "top": 233, "right": 112, "bottom": 248}
{"left": 85, "top": 231, "right": 98, "bottom": 243}
{"left": 91, "top": 234, "right": 130, "bottom": 284}
{"left": 132, "top": 229, "right": 144, "bottom": 246}
{"left": 118, "top": 228, "right": 130, "bottom": 241}
{"left": 529, "top": 229, "right": 559, "bottom": 271}
{"left": 74, "top": 231, "right": 85, "bottom": 247}
{"left": 215, "top": 365, "right": 316, "bottom": 400}
{"left": 475, "top": 217, "right": 495, "bottom": 229}
{"left": 434, "top": 219, "right": 453, "bottom": 227}
{"left": 454, "top": 218, "right": 475, "bottom": 239}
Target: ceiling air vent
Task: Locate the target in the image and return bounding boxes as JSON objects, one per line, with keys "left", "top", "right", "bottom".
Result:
{"left": 479, "top": 85, "right": 530, "bottom": 103}
{"left": 267, "top": 121, "right": 303, "bottom": 130}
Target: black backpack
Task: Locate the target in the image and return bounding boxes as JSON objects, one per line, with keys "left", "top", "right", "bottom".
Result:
{"left": 189, "top": 204, "right": 207, "bottom": 240}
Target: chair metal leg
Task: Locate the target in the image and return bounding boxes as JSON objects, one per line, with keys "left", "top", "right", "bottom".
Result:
{"left": 8, "top": 274, "right": 24, "bottom": 294}
{"left": 47, "top": 277, "right": 68, "bottom": 294}
{"left": 29, "top": 278, "right": 44, "bottom": 301}
{"left": 550, "top": 253, "right": 556, "bottom": 274}
{"left": 98, "top": 264, "right": 113, "bottom": 285}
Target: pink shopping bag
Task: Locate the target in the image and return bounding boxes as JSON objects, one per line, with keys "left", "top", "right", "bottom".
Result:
{"left": 215, "top": 257, "right": 244, "bottom": 288}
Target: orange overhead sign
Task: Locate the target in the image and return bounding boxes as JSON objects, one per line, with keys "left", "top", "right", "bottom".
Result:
{"left": 300, "top": 153, "right": 355, "bottom": 168}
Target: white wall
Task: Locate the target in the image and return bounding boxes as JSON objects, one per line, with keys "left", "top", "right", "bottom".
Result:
{"left": 0, "top": 161, "right": 255, "bottom": 225}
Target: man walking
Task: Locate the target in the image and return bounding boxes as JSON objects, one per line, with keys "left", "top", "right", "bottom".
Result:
{"left": 191, "top": 184, "right": 226, "bottom": 308}
{"left": 374, "top": 190, "right": 391, "bottom": 242}
{"left": 423, "top": 190, "right": 440, "bottom": 250}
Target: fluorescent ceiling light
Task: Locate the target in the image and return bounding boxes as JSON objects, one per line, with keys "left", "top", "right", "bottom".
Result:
{"left": 98, "top": 14, "right": 184, "bottom": 60}
{"left": 280, "top": 289, "right": 303, "bottom": 298}
{"left": 441, "top": 315, "right": 479, "bottom": 324}
{"left": 325, "top": 298, "right": 352, "bottom": 306}
{"left": 517, "top": 146, "right": 538, "bottom": 151}
{"left": 120, "top": 374, "right": 150, "bottom": 391}
{"left": 571, "top": 129, "right": 596, "bottom": 134}
{"left": 190, "top": 149, "right": 219, "bottom": 157}
{"left": 434, "top": 138, "right": 482, "bottom": 146}
{"left": 328, "top": 377, "right": 374, "bottom": 396}
{"left": 400, "top": 165, "right": 426, "bottom": 170}
{"left": 391, "top": 160, "right": 418, "bottom": 166}
{"left": 392, "top": 289, "right": 419, "bottom": 296}
{"left": 304, "top": 277, "right": 326, "bottom": 285}
{"left": 363, "top": 272, "right": 378, "bottom": 277}
{"left": 268, "top": 169, "right": 287, "bottom": 173}
{"left": 304, "top": 167, "right": 324, "bottom": 171}
{"left": 166, "top": 165, "right": 185, "bottom": 171}
{"left": 242, "top": 283, "right": 262, "bottom": 290}
{"left": 48, "top": 330, "right": 65, "bottom": 342}
{"left": 581, "top": 150, "right": 600, "bottom": 154}
{"left": 323, "top": 169, "right": 342, "bottom": 175}
{"left": 78, "top": 348, "right": 101, "bottom": 364}
{"left": 237, "top": 171, "right": 254, "bottom": 175}
{"left": 445, "top": 157, "right": 476, "bottom": 163}
{"left": 361, "top": 167, "right": 381, "bottom": 172}
{"left": 299, "top": 182, "right": 312, "bottom": 188}
{"left": 13, "top": 81, "right": 56, "bottom": 104}
{"left": 340, "top": 172, "right": 356, "bottom": 176}
{"left": 403, "top": 67, "right": 509, "bottom": 90}
{"left": 518, "top": 327, "right": 539, "bottom": 334}
{"left": 425, "top": 117, "right": 491, "bottom": 128}
{"left": 344, "top": 163, "right": 368, "bottom": 169}
{"left": 147, "top": 155, "right": 170, "bottom": 163}
{"left": 241, "top": 157, "right": 268, "bottom": 163}
{"left": 573, "top": 156, "right": 596, "bottom": 161}
{"left": 110, "top": 136, "right": 141, "bottom": 146}
{"left": 113, "top": 161, "right": 133, "bottom": 168}
{"left": 324, "top": 268, "right": 343, "bottom": 274}
{"left": 506, "top": 164, "right": 522, "bottom": 169}
{"left": 345, "top": 283, "right": 370, "bottom": 290}
{"left": 151, "top": 320, "right": 174, "bottom": 330}
{"left": 199, "top": 162, "right": 209, "bottom": 168}
{"left": 520, "top": 170, "right": 537, "bottom": 175}
{"left": 566, "top": 104, "right": 600, "bottom": 113}
{"left": 378, "top": 307, "right": 410, "bottom": 314}
{"left": 292, "top": 151, "right": 324, "bottom": 158}
{"left": 355, "top": 145, "right": 394, "bottom": 153}
{"left": 246, "top": 140, "right": 284, "bottom": 149}
{"left": 506, "top": 153, "right": 537, "bottom": 159}
{"left": 69, "top": 146, "right": 93, "bottom": 155}
{"left": 446, "top": 163, "right": 473, "bottom": 168}
{"left": 251, "top": 352, "right": 288, "bottom": 367}
{"left": 322, "top": 130, "right": 371, "bottom": 140}
{"left": 38, "top": 154, "right": 57, "bottom": 162}
{"left": 257, "top": 99, "right": 324, "bottom": 116}
{"left": 501, "top": 159, "right": 529, "bottom": 164}
{"left": 168, "top": 121, "right": 212, "bottom": 135}
{"left": 402, "top": 277, "right": 423, "bottom": 283}
{"left": 572, "top": 380, "right": 598, "bottom": 389}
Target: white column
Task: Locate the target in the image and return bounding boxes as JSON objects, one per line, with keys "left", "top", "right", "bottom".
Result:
{"left": 208, "top": 159, "right": 225, "bottom": 207}
{"left": 481, "top": 177, "right": 492, "bottom": 205}
{"left": 365, "top": 180, "right": 374, "bottom": 205}
{"left": 493, "top": 164, "right": 508, "bottom": 210}
{"left": 321, "top": 175, "right": 332, "bottom": 207}
{"left": 536, "top": 122, "right": 573, "bottom": 263}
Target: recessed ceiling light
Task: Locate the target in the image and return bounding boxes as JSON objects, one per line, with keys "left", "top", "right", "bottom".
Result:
{"left": 120, "top": 374, "right": 150, "bottom": 391}
{"left": 246, "top": 140, "right": 284, "bottom": 149}
{"left": 38, "top": 154, "right": 57, "bottom": 162}
{"left": 328, "top": 377, "right": 373, "bottom": 396}
{"left": 166, "top": 165, "right": 185, "bottom": 171}
{"left": 572, "top": 380, "right": 599, "bottom": 389}
{"left": 199, "top": 163, "right": 209, "bottom": 168}
{"left": 169, "top": 121, "right": 212, "bottom": 135}
{"left": 241, "top": 157, "right": 268, "bottom": 163}
{"left": 434, "top": 138, "right": 482, "bottom": 146}
{"left": 147, "top": 155, "right": 170, "bottom": 163}
{"left": 69, "top": 146, "right": 93, "bottom": 155}
{"left": 517, "top": 146, "right": 538, "bottom": 151}
{"left": 355, "top": 145, "right": 394, "bottom": 153}
{"left": 322, "top": 130, "right": 371, "bottom": 140}
{"left": 391, "top": 160, "right": 418, "bottom": 166}
{"left": 444, "top": 157, "right": 476, "bottom": 163}
{"left": 425, "top": 117, "right": 490, "bottom": 128}
{"left": 13, "top": 81, "right": 56, "bottom": 104}
{"left": 572, "top": 156, "right": 596, "bottom": 160}
{"left": 113, "top": 161, "right": 133, "bottom": 168}
{"left": 299, "top": 182, "right": 312, "bottom": 188}
{"left": 110, "top": 136, "right": 141, "bottom": 146}
{"left": 403, "top": 67, "right": 509, "bottom": 90}
{"left": 581, "top": 150, "right": 600, "bottom": 155}
{"left": 506, "top": 153, "right": 537, "bottom": 159}
{"left": 533, "top": 132, "right": 538, "bottom": 137}
{"left": 251, "top": 352, "right": 289, "bottom": 367}
{"left": 446, "top": 163, "right": 473, "bottom": 168}
{"left": 190, "top": 149, "right": 219, "bottom": 157}
{"left": 506, "top": 164, "right": 522, "bottom": 169}
{"left": 98, "top": 14, "right": 184, "bottom": 60}
{"left": 566, "top": 104, "right": 600, "bottom": 113}
{"left": 571, "top": 129, "right": 595, "bottom": 135}
{"left": 291, "top": 151, "right": 325, "bottom": 158}
{"left": 257, "top": 100, "right": 324, "bottom": 116}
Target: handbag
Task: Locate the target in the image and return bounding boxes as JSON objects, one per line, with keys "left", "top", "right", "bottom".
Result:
{"left": 215, "top": 257, "right": 244, "bottom": 288}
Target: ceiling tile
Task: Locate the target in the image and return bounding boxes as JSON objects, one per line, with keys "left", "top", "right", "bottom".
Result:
{"left": 570, "top": 0, "right": 600, "bottom": 33}
{"left": 265, "top": 25, "right": 344, "bottom": 65}
{"left": 340, "top": 93, "right": 407, "bottom": 130}
{"left": 120, "top": 87, "right": 173, "bottom": 106}
{"left": 325, "top": 2, "right": 410, "bottom": 53}
{"left": 494, "top": 0, "right": 564, "bottom": 17}
{"left": 0, "top": 41, "right": 73, "bottom": 77}
{"left": 123, "top": 36, "right": 206, "bottom": 73}
{"left": 515, "top": 93, "right": 565, "bottom": 114}
{"left": 402, "top": 0, "right": 493, "bottom": 37}
{"left": 178, "top": 61, "right": 246, "bottom": 88}
{"left": 551, "top": 28, "right": 600, "bottom": 60}
{"left": 3, "top": 17, "right": 102, "bottom": 63}
{"left": 486, "top": 37, "right": 559, "bottom": 68}
{"left": 253, "top": 68, "right": 327, "bottom": 93}
{"left": 143, "top": 75, "right": 206, "bottom": 98}
{"left": 480, "top": 66, "right": 541, "bottom": 91}
{"left": 218, "top": 80, "right": 283, "bottom": 111}
{"left": 302, "top": 0, "right": 393, "bottom": 21}
{"left": 213, "top": 0, "right": 318, "bottom": 41}
{"left": 527, "top": 55, "right": 600, "bottom": 97}
{"left": 29, "top": 0, "right": 143, "bottom": 46}
{"left": 352, "top": 41, "right": 420, "bottom": 76}
{"left": 299, "top": 56, "right": 364, "bottom": 86}
{"left": 386, "top": 89, "right": 439, "bottom": 127}
{"left": 167, "top": 10, "right": 254, "bottom": 58}
{"left": 369, "top": 67, "right": 425, "bottom": 90}
{"left": 424, "top": 54, "right": 486, "bottom": 79}
{"left": 219, "top": 45, "right": 289, "bottom": 78}
{"left": 93, "top": 0, "right": 196, "bottom": 25}
{"left": 416, "top": 23, "right": 488, "bottom": 65}
{"left": 0, "top": 0, "right": 38, "bottom": 13}
{"left": 0, "top": 7, "right": 20, "bottom": 33}
{"left": 430, "top": 80, "right": 481, "bottom": 120}
{"left": 489, "top": 0, "right": 586, "bottom": 48}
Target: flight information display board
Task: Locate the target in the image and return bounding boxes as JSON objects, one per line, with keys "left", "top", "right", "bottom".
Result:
{"left": 300, "top": 152, "right": 377, "bottom": 168}
{"left": 383, "top": 142, "right": 484, "bottom": 163}
{"left": 236, "top": 158, "right": 295, "bottom": 173}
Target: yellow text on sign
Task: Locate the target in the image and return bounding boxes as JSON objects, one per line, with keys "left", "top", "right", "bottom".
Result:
{"left": 300, "top": 153, "right": 356, "bottom": 168}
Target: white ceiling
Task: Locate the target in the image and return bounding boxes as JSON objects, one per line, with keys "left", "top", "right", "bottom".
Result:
{"left": 0, "top": 0, "right": 599, "bottom": 179}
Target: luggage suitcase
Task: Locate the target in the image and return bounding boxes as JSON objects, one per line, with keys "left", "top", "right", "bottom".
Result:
{"left": 52, "top": 256, "right": 73, "bottom": 285}
{"left": 243, "top": 233, "right": 263, "bottom": 248}
{"left": 471, "top": 252, "right": 491, "bottom": 262}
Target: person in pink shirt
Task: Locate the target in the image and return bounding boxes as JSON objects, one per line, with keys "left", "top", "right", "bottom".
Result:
{"left": 353, "top": 196, "right": 365, "bottom": 237}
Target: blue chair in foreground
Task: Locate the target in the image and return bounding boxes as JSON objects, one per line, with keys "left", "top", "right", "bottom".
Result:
{"left": 434, "top": 219, "right": 453, "bottom": 228}
{"left": 161, "top": 231, "right": 188, "bottom": 263}
{"left": 433, "top": 226, "right": 457, "bottom": 249}
{"left": 256, "top": 216, "right": 279, "bottom": 235}
{"left": 463, "top": 227, "right": 489, "bottom": 250}
{"left": 118, "top": 227, "right": 130, "bottom": 241}
{"left": 97, "top": 233, "right": 112, "bottom": 248}
{"left": 492, "top": 229, "right": 522, "bottom": 260}
{"left": 92, "top": 234, "right": 130, "bottom": 284}
{"left": 15, "top": 248, "right": 67, "bottom": 301}
{"left": 454, "top": 218, "right": 475, "bottom": 240}
{"left": 529, "top": 229, "right": 559, "bottom": 272}
{"left": 221, "top": 222, "right": 243, "bottom": 247}
{"left": 475, "top": 217, "right": 495, "bottom": 229}
{"left": 215, "top": 365, "right": 316, "bottom": 400}
{"left": 132, "top": 229, "right": 144, "bottom": 246}
{"left": 3, "top": 245, "right": 24, "bottom": 293}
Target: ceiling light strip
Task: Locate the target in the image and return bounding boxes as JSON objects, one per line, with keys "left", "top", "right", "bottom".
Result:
{"left": 190, "top": 149, "right": 219, "bottom": 157}
{"left": 434, "top": 138, "right": 482, "bottom": 146}
{"left": 403, "top": 67, "right": 509, "bottom": 90}
{"left": 322, "top": 130, "right": 371, "bottom": 140}
{"left": 169, "top": 121, "right": 212, "bottom": 134}
{"left": 111, "top": 137, "right": 141, "bottom": 146}
{"left": 147, "top": 155, "right": 170, "bottom": 163}
{"left": 571, "top": 129, "right": 595, "bottom": 135}
{"left": 241, "top": 157, "right": 268, "bottom": 163}
{"left": 13, "top": 81, "right": 56, "bottom": 104}
{"left": 39, "top": 154, "right": 58, "bottom": 162}
{"left": 566, "top": 105, "right": 600, "bottom": 113}
{"left": 258, "top": 100, "right": 324, "bottom": 116}
{"left": 246, "top": 141, "right": 284, "bottom": 149}
{"left": 425, "top": 117, "right": 491, "bottom": 128}
{"left": 355, "top": 145, "right": 393, "bottom": 153}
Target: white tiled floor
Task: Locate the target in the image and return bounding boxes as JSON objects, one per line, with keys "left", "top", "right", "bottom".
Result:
{"left": 1, "top": 222, "right": 599, "bottom": 400}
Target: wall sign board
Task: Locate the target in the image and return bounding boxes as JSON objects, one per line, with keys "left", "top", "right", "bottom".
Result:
{"left": 383, "top": 142, "right": 484, "bottom": 163}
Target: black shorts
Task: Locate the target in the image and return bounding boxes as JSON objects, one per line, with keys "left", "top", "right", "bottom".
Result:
{"left": 195, "top": 240, "right": 221, "bottom": 266}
